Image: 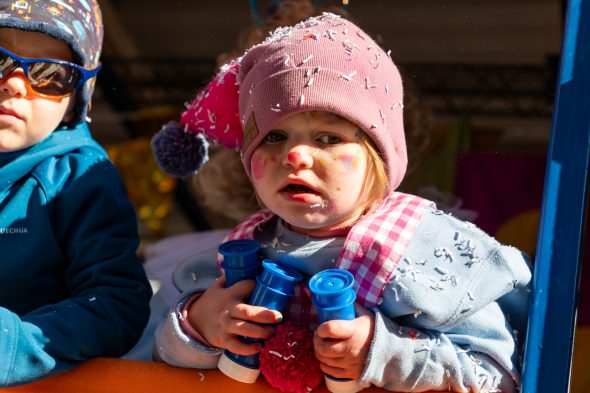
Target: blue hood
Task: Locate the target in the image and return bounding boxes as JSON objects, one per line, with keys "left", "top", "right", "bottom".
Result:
{"left": 0, "top": 123, "right": 101, "bottom": 192}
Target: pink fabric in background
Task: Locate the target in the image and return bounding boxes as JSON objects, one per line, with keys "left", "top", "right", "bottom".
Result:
{"left": 453, "top": 153, "right": 590, "bottom": 326}
{"left": 453, "top": 153, "right": 545, "bottom": 236}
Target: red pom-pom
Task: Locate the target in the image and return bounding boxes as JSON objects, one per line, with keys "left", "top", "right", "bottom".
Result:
{"left": 259, "top": 322, "right": 323, "bottom": 393}
{"left": 180, "top": 63, "right": 242, "bottom": 149}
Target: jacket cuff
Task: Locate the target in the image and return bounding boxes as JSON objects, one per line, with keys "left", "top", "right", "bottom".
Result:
{"left": 153, "top": 293, "right": 222, "bottom": 369}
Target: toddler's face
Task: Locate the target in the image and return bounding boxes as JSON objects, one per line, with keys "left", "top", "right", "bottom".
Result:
{"left": 0, "top": 28, "right": 73, "bottom": 152}
{"left": 251, "top": 111, "right": 368, "bottom": 234}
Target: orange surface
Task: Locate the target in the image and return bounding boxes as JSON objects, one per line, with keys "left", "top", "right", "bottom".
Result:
{"left": 1, "top": 358, "right": 397, "bottom": 393}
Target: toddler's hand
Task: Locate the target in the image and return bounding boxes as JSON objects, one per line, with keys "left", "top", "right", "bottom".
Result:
{"left": 187, "top": 274, "right": 282, "bottom": 355}
{"left": 313, "top": 304, "right": 375, "bottom": 380}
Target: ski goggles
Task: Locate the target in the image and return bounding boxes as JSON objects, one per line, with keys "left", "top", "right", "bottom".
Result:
{"left": 0, "top": 46, "right": 101, "bottom": 99}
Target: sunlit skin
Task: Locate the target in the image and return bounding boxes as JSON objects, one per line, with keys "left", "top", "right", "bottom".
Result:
{"left": 0, "top": 28, "right": 74, "bottom": 153}
{"left": 250, "top": 111, "right": 369, "bottom": 235}
{"left": 188, "top": 112, "right": 376, "bottom": 380}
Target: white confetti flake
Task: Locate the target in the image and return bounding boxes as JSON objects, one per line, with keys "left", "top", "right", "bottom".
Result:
{"left": 207, "top": 109, "right": 216, "bottom": 123}
{"left": 305, "top": 77, "right": 314, "bottom": 87}
{"left": 342, "top": 39, "right": 360, "bottom": 52}
{"left": 435, "top": 266, "right": 449, "bottom": 275}
{"left": 299, "top": 94, "right": 305, "bottom": 105}
{"left": 465, "top": 256, "right": 482, "bottom": 268}
{"left": 341, "top": 71, "right": 357, "bottom": 81}
{"left": 269, "top": 350, "right": 295, "bottom": 360}
{"left": 324, "top": 29, "right": 338, "bottom": 40}
{"left": 434, "top": 248, "right": 454, "bottom": 262}
{"left": 365, "top": 77, "right": 377, "bottom": 89}
{"left": 199, "top": 372, "right": 205, "bottom": 382}
{"left": 300, "top": 54, "right": 314, "bottom": 65}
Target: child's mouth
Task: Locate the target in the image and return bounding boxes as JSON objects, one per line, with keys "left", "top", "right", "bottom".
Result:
{"left": 281, "top": 184, "right": 319, "bottom": 194}
{"left": 280, "top": 183, "right": 322, "bottom": 203}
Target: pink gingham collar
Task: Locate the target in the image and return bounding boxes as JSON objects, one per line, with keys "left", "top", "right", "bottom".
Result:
{"left": 217, "top": 192, "right": 432, "bottom": 308}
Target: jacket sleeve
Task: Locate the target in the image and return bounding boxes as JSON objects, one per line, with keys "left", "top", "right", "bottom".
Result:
{"left": 360, "top": 208, "right": 531, "bottom": 392}
{"left": 20, "top": 150, "right": 152, "bottom": 377}
{"left": 153, "top": 292, "right": 223, "bottom": 368}
{"left": 0, "top": 307, "right": 56, "bottom": 386}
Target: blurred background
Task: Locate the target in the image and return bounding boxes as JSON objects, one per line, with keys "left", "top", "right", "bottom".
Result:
{"left": 86, "top": 0, "right": 587, "bottom": 389}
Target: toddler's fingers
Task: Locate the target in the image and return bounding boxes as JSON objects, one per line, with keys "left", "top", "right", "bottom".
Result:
{"left": 316, "top": 319, "right": 355, "bottom": 340}
{"left": 228, "top": 319, "right": 276, "bottom": 340}
{"left": 319, "top": 363, "right": 351, "bottom": 380}
{"left": 224, "top": 337, "right": 262, "bottom": 356}
{"left": 226, "top": 279, "right": 257, "bottom": 299}
{"left": 313, "top": 334, "right": 347, "bottom": 359}
{"left": 231, "top": 303, "right": 283, "bottom": 324}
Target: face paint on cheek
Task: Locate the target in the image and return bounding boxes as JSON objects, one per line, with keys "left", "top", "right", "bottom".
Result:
{"left": 338, "top": 147, "right": 363, "bottom": 172}
{"left": 270, "top": 145, "right": 283, "bottom": 163}
{"left": 338, "top": 154, "right": 357, "bottom": 171}
{"left": 251, "top": 153, "right": 267, "bottom": 180}
{"left": 312, "top": 148, "right": 334, "bottom": 168}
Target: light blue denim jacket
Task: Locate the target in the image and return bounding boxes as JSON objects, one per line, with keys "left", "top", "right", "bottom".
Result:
{"left": 155, "top": 207, "right": 531, "bottom": 392}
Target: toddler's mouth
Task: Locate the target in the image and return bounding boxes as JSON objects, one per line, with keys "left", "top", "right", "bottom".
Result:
{"left": 281, "top": 183, "right": 320, "bottom": 195}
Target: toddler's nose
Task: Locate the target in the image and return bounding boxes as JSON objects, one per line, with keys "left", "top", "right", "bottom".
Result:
{"left": 284, "top": 146, "right": 313, "bottom": 169}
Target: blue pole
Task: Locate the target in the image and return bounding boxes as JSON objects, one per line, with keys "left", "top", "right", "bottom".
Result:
{"left": 521, "top": 0, "right": 590, "bottom": 392}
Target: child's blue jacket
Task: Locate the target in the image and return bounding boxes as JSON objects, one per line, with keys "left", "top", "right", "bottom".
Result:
{"left": 0, "top": 123, "right": 152, "bottom": 386}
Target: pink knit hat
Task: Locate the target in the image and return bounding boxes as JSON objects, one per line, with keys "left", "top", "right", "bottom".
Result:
{"left": 152, "top": 13, "right": 407, "bottom": 190}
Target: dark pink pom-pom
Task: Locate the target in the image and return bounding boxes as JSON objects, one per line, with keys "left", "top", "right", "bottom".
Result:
{"left": 260, "top": 322, "right": 323, "bottom": 393}
{"left": 151, "top": 121, "right": 209, "bottom": 177}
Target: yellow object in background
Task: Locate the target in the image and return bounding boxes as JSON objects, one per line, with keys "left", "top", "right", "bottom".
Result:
{"left": 495, "top": 209, "right": 540, "bottom": 257}
{"left": 107, "top": 138, "right": 176, "bottom": 237}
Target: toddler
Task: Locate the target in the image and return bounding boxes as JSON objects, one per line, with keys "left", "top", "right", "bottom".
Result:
{"left": 152, "top": 13, "right": 530, "bottom": 392}
{"left": 0, "top": 0, "right": 152, "bottom": 386}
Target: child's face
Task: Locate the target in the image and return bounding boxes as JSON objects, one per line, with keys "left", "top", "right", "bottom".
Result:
{"left": 0, "top": 28, "right": 74, "bottom": 153}
{"left": 251, "top": 111, "right": 368, "bottom": 234}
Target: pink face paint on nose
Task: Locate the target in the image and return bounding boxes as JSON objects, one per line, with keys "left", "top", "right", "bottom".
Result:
{"left": 288, "top": 151, "right": 301, "bottom": 164}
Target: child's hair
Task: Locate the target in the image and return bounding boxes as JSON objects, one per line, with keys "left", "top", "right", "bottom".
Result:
{"left": 358, "top": 133, "right": 389, "bottom": 211}
{"left": 0, "top": 1, "right": 103, "bottom": 124}
{"left": 153, "top": 12, "right": 408, "bottom": 195}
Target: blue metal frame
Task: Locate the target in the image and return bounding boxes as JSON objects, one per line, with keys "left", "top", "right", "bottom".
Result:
{"left": 521, "top": 0, "right": 590, "bottom": 391}
{"left": 0, "top": 46, "right": 100, "bottom": 96}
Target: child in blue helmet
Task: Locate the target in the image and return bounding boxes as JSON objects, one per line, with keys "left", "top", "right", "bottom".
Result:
{"left": 0, "top": 1, "right": 152, "bottom": 387}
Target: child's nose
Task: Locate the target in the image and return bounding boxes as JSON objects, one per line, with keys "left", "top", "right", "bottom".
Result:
{"left": 0, "top": 69, "right": 28, "bottom": 97}
{"left": 283, "top": 146, "right": 314, "bottom": 169}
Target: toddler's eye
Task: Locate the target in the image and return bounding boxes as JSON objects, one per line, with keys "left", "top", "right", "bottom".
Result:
{"left": 318, "top": 134, "right": 344, "bottom": 145}
{"left": 264, "top": 131, "right": 287, "bottom": 144}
